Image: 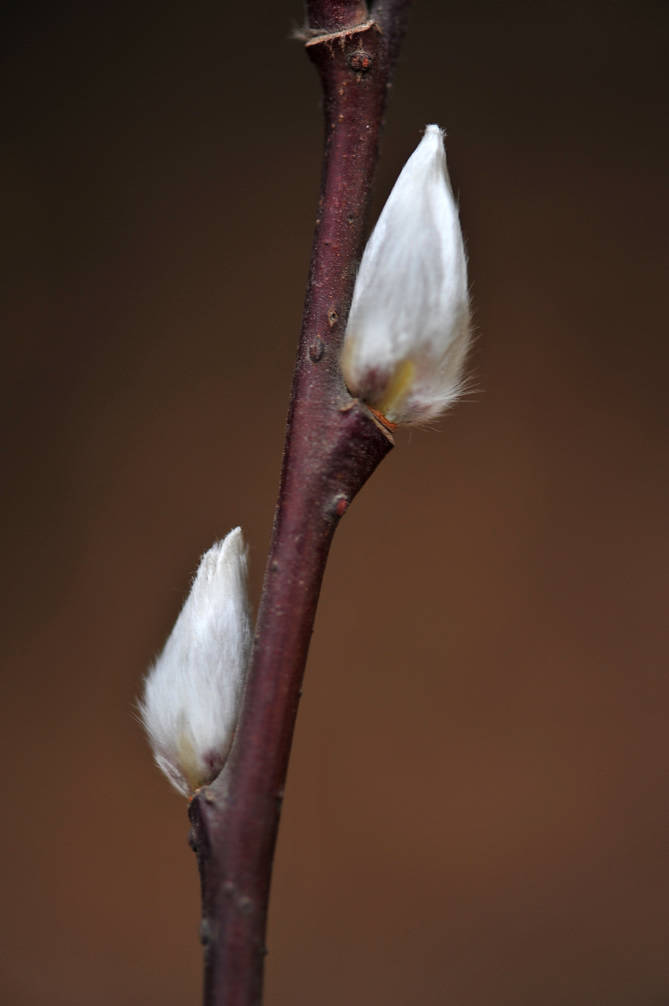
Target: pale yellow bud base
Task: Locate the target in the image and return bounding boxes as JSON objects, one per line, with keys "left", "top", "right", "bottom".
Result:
{"left": 373, "top": 358, "right": 416, "bottom": 422}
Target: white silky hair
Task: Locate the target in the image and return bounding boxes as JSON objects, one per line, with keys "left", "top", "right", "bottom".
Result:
{"left": 140, "top": 527, "right": 251, "bottom": 797}
{"left": 342, "top": 124, "right": 470, "bottom": 424}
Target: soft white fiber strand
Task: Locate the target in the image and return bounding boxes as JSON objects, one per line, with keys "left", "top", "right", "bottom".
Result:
{"left": 342, "top": 124, "right": 470, "bottom": 424}
{"left": 140, "top": 527, "right": 251, "bottom": 796}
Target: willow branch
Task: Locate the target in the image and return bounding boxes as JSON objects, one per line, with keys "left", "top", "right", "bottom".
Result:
{"left": 189, "top": 3, "right": 412, "bottom": 1003}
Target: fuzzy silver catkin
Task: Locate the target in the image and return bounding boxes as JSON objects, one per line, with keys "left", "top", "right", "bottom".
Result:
{"left": 342, "top": 124, "right": 470, "bottom": 424}
{"left": 140, "top": 527, "right": 251, "bottom": 796}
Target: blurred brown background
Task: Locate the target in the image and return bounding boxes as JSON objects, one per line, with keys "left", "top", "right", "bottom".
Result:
{"left": 2, "top": 1, "right": 668, "bottom": 1003}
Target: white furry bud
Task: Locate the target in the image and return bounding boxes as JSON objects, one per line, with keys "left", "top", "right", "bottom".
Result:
{"left": 342, "top": 124, "right": 470, "bottom": 424}
{"left": 140, "top": 527, "right": 251, "bottom": 796}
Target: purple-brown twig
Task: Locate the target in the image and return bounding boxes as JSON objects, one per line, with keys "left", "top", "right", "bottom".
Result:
{"left": 189, "top": 3, "right": 412, "bottom": 1002}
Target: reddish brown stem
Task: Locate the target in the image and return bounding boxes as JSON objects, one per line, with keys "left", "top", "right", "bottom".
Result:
{"left": 189, "top": 4, "right": 411, "bottom": 1003}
